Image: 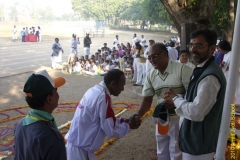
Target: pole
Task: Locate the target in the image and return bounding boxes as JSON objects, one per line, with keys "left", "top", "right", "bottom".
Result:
{"left": 215, "top": 1, "right": 240, "bottom": 159}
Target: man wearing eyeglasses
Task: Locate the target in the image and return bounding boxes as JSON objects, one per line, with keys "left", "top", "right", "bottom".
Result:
{"left": 131, "top": 43, "right": 192, "bottom": 160}
{"left": 164, "top": 29, "right": 226, "bottom": 160}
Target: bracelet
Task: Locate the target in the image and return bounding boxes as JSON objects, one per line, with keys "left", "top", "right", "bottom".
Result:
{"left": 172, "top": 95, "right": 178, "bottom": 101}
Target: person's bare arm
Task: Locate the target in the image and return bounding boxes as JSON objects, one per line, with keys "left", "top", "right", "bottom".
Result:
{"left": 137, "top": 96, "right": 153, "bottom": 119}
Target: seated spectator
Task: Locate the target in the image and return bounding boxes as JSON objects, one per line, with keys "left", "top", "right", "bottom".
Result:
{"left": 101, "top": 47, "right": 105, "bottom": 55}
{"left": 83, "top": 60, "right": 91, "bottom": 71}
{"left": 91, "top": 55, "right": 95, "bottom": 59}
{"left": 123, "top": 57, "right": 128, "bottom": 68}
{"left": 80, "top": 56, "right": 84, "bottom": 60}
{"left": 99, "top": 60, "right": 110, "bottom": 75}
{"left": 112, "top": 47, "right": 116, "bottom": 51}
{"left": 103, "top": 43, "right": 111, "bottom": 51}
{"left": 109, "top": 61, "right": 115, "bottom": 70}
{"left": 117, "top": 45, "right": 124, "bottom": 57}
{"left": 106, "top": 52, "right": 112, "bottom": 60}
{"left": 83, "top": 61, "right": 98, "bottom": 75}
{"left": 100, "top": 58, "right": 105, "bottom": 67}
{"left": 125, "top": 42, "right": 132, "bottom": 54}
{"left": 73, "top": 58, "right": 82, "bottom": 73}
{"left": 176, "top": 50, "right": 195, "bottom": 70}
{"left": 80, "top": 59, "right": 85, "bottom": 69}
{"left": 121, "top": 43, "right": 127, "bottom": 50}
{"left": 89, "top": 58, "right": 94, "bottom": 63}
{"left": 115, "top": 54, "right": 120, "bottom": 63}
{"left": 114, "top": 62, "right": 120, "bottom": 69}
{"left": 97, "top": 49, "right": 101, "bottom": 55}
{"left": 84, "top": 55, "right": 89, "bottom": 61}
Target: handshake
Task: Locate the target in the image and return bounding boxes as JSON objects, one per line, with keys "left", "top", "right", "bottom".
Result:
{"left": 125, "top": 114, "right": 142, "bottom": 129}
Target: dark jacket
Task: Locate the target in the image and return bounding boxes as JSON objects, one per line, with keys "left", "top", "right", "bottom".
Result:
{"left": 14, "top": 119, "right": 67, "bottom": 160}
{"left": 179, "top": 57, "right": 226, "bottom": 155}
{"left": 84, "top": 36, "right": 91, "bottom": 48}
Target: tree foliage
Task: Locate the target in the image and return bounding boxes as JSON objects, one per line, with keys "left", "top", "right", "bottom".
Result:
{"left": 160, "top": 0, "right": 238, "bottom": 42}
{"left": 71, "top": 0, "right": 173, "bottom": 26}
{"left": 211, "top": 0, "right": 238, "bottom": 41}
{"left": 72, "top": 0, "right": 132, "bottom": 21}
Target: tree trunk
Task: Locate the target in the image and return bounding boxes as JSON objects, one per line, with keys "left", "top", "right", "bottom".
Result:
{"left": 226, "top": 0, "right": 234, "bottom": 44}
{"left": 160, "top": 0, "right": 216, "bottom": 34}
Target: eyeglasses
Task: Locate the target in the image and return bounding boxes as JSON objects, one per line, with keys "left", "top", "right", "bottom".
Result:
{"left": 187, "top": 43, "right": 207, "bottom": 50}
{"left": 148, "top": 53, "right": 160, "bottom": 60}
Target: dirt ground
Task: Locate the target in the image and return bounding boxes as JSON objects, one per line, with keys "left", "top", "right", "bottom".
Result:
{"left": 0, "top": 24, "right": 177, "bottom": 160}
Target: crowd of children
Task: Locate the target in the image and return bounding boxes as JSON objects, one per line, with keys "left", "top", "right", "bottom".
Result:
{"left": 67, "top": 42, "right": 134, "bottom": 76}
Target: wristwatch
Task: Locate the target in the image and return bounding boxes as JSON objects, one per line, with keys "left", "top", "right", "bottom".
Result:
{"left": 172, "top": 95, "right": 178, "bottom": 101}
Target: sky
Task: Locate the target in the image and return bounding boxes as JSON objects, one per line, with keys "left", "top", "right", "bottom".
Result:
{"left": 1, "top": 0, "right": 73, "bottom": 16}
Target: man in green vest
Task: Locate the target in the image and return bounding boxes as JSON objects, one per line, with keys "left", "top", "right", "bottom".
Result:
{"left": 163, "top": 29, "right": 226, "bottom": 160}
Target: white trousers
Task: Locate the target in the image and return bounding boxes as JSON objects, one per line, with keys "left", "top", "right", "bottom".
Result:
{"left": 182, "top": 152, "right": 214, "bottom": 160}
{"left": 70, "top": 48, "right": 78, "bottom": 58}
{"left": 132, "top": 58, "right": 139, "bottom": 82}
{"left": 51, "top": 62, "right": 59, "bottom": 69}
{"left": 12, "top": 33, "right": 17, "bottom": 40}
{"left": 156, "top": 122, "right": 182, "bottom": 160}
{"left": 146, "top": 59, "right": 153, "bottom": 73}
{"left": 66, "top": 142, "right": 97, "bottom": 160}
{"left": 84, "top": 47, "right": 90, "bottom": 56}
{"left": 136, "top": 62, "right": 146, "bottom": 85}
{"left": 83, "top": 71, "right": 98, "bottom": 76}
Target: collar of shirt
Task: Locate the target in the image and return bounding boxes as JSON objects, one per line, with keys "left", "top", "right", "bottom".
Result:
{"left": 197, "top": 58, "right": 209, "bottom": 67}
{"left": 99, "top": 81, "right": 110, "bottom": 94}
{"left": 155, "top": 60, "right": 173, "bottom": 76}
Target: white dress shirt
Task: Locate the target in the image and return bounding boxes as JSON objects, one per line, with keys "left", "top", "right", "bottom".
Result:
{"left": 173, "top": 59, "right": 221, "bottom": 124}
{"left": 167, "top": 47, "right": 178, "bottom": 61}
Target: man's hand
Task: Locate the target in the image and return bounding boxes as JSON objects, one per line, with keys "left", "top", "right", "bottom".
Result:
{"left": 127, "top": 114, "right": 142, "bottom": 129}
{"left": 163, "top": 88, "right": 177, "bottom": 109}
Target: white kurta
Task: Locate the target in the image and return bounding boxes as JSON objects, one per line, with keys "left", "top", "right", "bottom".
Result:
{"left": 12, "top": 28, "right": 17, "bottom": 40}
{"left": 167, "top": 47, "right": 178, "bottom": 61}
{"left": 65, "top": 81, "right": 130, "bottom": 159}
{"left": 51, "top": 43, "right": 63, "bottom": 63}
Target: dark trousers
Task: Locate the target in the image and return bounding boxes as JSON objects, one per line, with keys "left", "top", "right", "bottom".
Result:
{"left": 22, "top": 36, "right": 25, "bottom": 42}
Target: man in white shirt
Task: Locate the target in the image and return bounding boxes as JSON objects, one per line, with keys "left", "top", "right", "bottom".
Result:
{"left": 12, "top": 26, "right": 17, "bottom": 41}
{"left": 164, "top": 29, "right": 226, "bottom": 160}
{"left": 167, "top": 41, "right": 178, "bottom": 61}
{"left": 140, "top": 35, "right": 147, "bottom": 47}
{"left": 144, "top": 39, "right": 155, "bottom": 73}
{"left": 65, "top": 69, "right": 141, "bottom": 160}
{"left": 70, "top": 33, "right": 80, "bottom": 58}
{"left": 113, "top": 35, "right": 120, "bottom": 49}
{"left": 132, "top": 33, "right": 139, "bottom": 48}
